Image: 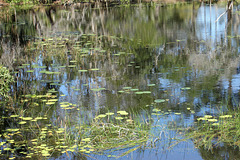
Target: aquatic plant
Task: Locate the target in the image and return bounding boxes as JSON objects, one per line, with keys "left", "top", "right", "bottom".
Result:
{"left": 0, "top": 108, "right": 150, "bottom": 159}
{"left": 0, "top": 65, "right": 14, "bottom": 99}
{"left": 181, "top": 111, "right": 240, "bottom": 150}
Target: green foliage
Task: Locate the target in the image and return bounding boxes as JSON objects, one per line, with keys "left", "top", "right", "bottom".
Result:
{"left": 6, "top": 0, "right": 29, "bottom": 4}
{"left": 0, "top": 65, "right": 14, "bottom": 98}
{"left": 0, "top": 108, "right": 150, "bottom": 158}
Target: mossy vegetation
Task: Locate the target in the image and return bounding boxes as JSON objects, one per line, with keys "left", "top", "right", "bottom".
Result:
{"left": 0, "top": 66, "right": 14, "bottom": 99}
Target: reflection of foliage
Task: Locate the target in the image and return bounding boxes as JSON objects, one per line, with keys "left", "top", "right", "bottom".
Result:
{"left": 198, "top": 145, "right": 240, "bottom": 160}
{"left": 0, "top": 66, "right": 14, "bottom": 98}
{"left": 2, "top": 3, "right": 240, "bottom": 159}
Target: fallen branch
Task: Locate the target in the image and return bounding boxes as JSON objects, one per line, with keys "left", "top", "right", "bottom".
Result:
{"left": 215, "top": 1, "right": 233, "bottom": 22}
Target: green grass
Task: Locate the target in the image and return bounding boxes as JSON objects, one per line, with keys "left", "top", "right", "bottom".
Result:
{"left": 0, "top": 107, "right": 150, "bottom": 159}
{"left": 182, "top": 111, "right": 240, "bottom": 150}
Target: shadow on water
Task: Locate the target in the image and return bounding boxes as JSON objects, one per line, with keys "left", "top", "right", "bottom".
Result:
{"left": 0, "top": 1, "right": 240, "bottom": 159}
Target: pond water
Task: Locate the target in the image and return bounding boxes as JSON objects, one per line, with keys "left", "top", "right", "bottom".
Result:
{"left": 1, "top": 2, "right": 240, "bottom": 160}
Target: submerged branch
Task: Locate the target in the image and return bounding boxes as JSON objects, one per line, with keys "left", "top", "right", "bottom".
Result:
{"left": 215, "top": 1, "right": 233, "bottom": 22}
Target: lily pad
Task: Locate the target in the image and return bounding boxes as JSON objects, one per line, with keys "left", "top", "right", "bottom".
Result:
{"left": 6, "top": 128, "right": 19, "bottom": 132}
{"left": 106, "top": 112, "right": 114, "bottom": 116}
{"left": 19, "top": 121, "right": 27, "bottom": 124}
{"left": 154, "top": 99, "right": 165, "bottom": 103}
{"left": 97, "top": 114, "right": 107, "bottom": 118}
{"left": 204, "top": 115, "right": 213, "bottom": 119}
{"left": 22, "top": 117, "right": 33, "bottom": 121}
{"left": 174, "top": 113, "right": 181, "bottom": 115}
{"left": 135, "top": 92, "right": 144, "bottom": 95}
{"left": 147, "top": 84, "right": 156, "bottom": 87}
{"left": 10, "top": 115, "right": 19, "bottom": 118}
{"left": 130, "top": 89, "right": 139, "bottom": 91}
{"left": 82, "top": 138, "right": 91, "bottom": 142}
{"left": 91, "top": 88, "right": 105, "bottom": 91}
{"left": 142, "top": 91, "right": 151, "bottom": 94}
{"left": 117, "top": 111, "right": 128, "bottom": 115}
{"left": 26, "top": 70, "right": 34, "bottom": 73}
{"left": 115, "top": 117, "right": 124, "bottom": 120}
{"left": 207, "top": 119, "right": 218, "bottom": 122}
{"left": 181, "top": 87, "right": 191, "bottom": 90}
{"left": 79, "top": 70, "right": 88, "bottom": 72}
{"left": 219, "top": 115, "right": 232, "bottom": 118}
{"left": 89, "top": 68, "right": 99, "bottom": 71}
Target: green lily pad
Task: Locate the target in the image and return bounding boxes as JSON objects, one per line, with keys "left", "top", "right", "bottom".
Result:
{"left": 130, "top": 89, "right": 139, "bottom": 91}
{"left": 82, "top": 138, "right": 91, "bottom": 142}
{"left": 115, "top": 117, "right": 124, "bottom": 120}
{"left": 91, "top": 88, "right": 105, "bottom": 91}
{"left": 204, "top": 115, "right": 213, "bottom": 119}
{"left": 6, "top": 128, "right": 19, "bottom": 132}
{"left": 97, "top": 114, "right": 107, "bottom": 118}
{"left": 26, "top": 70, "right": 34, "bottom": 73}
{"left": 10, "top": 115, "right": 19, "bottom": 118}
{"left": 79, "top": 70, "right": 88, "bottom": 72}
{"left": 207, "top": 119, "right": 218, "bottom": 122}
{"left": 19, "top": 121, "right": 27, "bottom": 124}
{"left": 22, "top": 117, "right": 33, "bottom": 121}
{"left": 152, "top": 108, "right": 161, "bottom": 112}
{"left": 135, "top": 92, "right": 144, "bottom": 95}
{"left": 89, "top": 68, "right": 99, "bottom": 71}
{"left": 181, "top": 87, "right": 191, "bottom": 90}
{"left": 117, "top": 111, "right": 128, "bottom": 115}
{"left": 147, "top": 84, "right": 156, "bottom": 87}
{"left": 197, "top": 117, "right": 208, "bottom": 121}
{"left": 46, "top": 102, "right": 55, "bottom": 105}
{"left": 154, "top": 99, "right": 165, "bottom": 103}
{"left": 219, "top": 115, "right": 232, "bottom": 118}
{"left": 142, "top": 91, "right": 151, "bottom": 94}
{"left": 48, "top": 99, "right": 58, "bottom": 102}
{"left": 174, "top": 113, "right": 181, "bottom": 115}
{"left": 106, "top": 112, "right": 114, "bottom": 116}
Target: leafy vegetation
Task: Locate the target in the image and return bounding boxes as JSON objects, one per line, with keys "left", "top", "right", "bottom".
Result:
{"left": 0, "top": 106, "right": 150, "bottom": 159}
{"left": 0, "top": 65, "right": 14, "bottom": 99}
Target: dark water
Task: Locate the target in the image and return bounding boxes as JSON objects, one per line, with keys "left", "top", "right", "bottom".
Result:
{"left": 1, "top": 2, "right": 240, "bottom": 160}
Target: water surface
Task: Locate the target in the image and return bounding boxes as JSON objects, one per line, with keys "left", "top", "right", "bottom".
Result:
{"left": 1, "top": 2, "right": 240, "bottom": 160}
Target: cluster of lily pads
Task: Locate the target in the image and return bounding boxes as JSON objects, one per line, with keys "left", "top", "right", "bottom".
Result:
{"left": 196, "top": 114, "right": 233, "bottom": 126}
{"left": 2, "top": 23, "right": 205, "bottom": 159}
{"left": 0, "top": 107, "right": 150, "bottom": 159}
{"left": 152, "top": 106, "right": 195, "bottom": 116}
{"left": 0, "top": 114, "right": 95, "bottom": 159}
